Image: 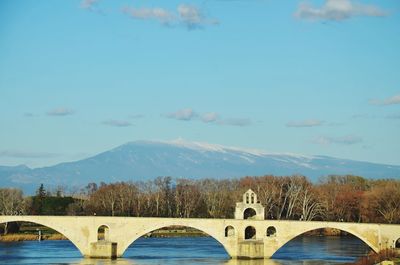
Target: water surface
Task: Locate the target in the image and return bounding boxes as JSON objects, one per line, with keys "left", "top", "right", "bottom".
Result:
{"left": 0, "top": 236, "right": 370, "bottom": 265}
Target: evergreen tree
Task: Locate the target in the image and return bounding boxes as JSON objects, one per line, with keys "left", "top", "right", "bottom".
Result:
{"left": 31, "top": 184, "right": 47, "bottom": 215}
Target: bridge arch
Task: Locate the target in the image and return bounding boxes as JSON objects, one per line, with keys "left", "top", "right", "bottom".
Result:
{"left": 0, "top": 217, "right": 84, "bottom": 255}
{"left": 118, "top": 221, "right": 234, "bottom": 258}
{"left": 272, "top": 225, "right": 376, "bottom": 257}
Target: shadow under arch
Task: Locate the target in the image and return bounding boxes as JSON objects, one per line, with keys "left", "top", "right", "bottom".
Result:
{"left": 272, "top": 226, "right": 374, "bottom": 258}
{"left": 0, "top": 219, "right": 83, "bottom": 256}
{"left": 120, "top": 224, "right": 231, "bottom": 258}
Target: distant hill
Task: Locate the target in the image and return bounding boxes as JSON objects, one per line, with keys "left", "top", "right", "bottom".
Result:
{"left": 1, "top": 139, "right": 399, "bottom": 194}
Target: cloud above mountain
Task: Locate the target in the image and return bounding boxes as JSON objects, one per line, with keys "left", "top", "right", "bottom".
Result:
{"left": 286, "top": 119, "right": 324, "bottom": 128}
{"left": 386, "top": 113, "right": 400, "bottom": 119}
{"left": 295, "top": 0, "right": 387, "bottom": 21}
{"left": 201, "top": 112, "right": 219, "bottom": 123}
{"left": 122, "top": 4, "right": 218, "bottom": 29}
{"left": 102, "top": 119, "right": 132, "bottom": 127}
{"left": 46, "top": 108, "right": 75, "bottom": 117}
{"left": 177, "top": 4, "right": 219, "bottom": 29}
{"left": 80, "top": 0, "right": 98, "bottom": 10}
{"left": 164, "top": 108, "right": 251, "bottom": 126}
{"left": 122, "top": 6, "right": 175, "bottom": 25}
{"left": 370, "top": 94, "right": 400, "bottom": 106}
{"left": 218, "top": 118, "right": 252, "bottom": 127}
{"left": 313, "top": 135, "right": 363, "bottom": 145}
{"left": 165, "top": 108, "right": 198, "bottom": 121}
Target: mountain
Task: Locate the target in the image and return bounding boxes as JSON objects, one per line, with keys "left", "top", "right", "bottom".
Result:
{"left": 1, "top": 139, "right": 400, "bottom": 194}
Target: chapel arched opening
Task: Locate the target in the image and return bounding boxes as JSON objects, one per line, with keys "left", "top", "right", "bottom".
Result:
{"left": 245, "top": 226, "right": 256, "bottom": 240}
{"left": 98, "top": 225, "right": 110, "bottom": 241}
{"left": 225, "top": 225, "right": 235, "bottom": 237}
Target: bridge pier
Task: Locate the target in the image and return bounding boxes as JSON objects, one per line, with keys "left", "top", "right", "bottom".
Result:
{"left": 237, "top": 240, "right": 264, "bottom": 259}
{"left": 88, "top": 241, "right": 118, "bottom": 259}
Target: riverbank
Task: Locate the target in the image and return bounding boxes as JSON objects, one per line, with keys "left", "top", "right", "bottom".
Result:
{"left": 145, "top": 227, "right": 207, "bottom": 238}
{"left": 0, "top": 223, "right": 67, "bottom": 242}
{"left": 0, "top": 233, "right": 66, "bottom": 242}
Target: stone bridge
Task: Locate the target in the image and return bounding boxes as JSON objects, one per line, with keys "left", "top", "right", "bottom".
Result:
{"left": 1, "top": 215, "right": 400, "bottom": 259}
{"left": 1, "top": 190, "right": 400, "bottom": 259}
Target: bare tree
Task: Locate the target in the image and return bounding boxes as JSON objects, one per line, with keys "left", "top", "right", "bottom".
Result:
{"left": 300, "top": 188, "right": 325, "bottom": 221}
{"left": 199, "top": 179, "right": 236, "bottom": 218}
{"left": 365, "top": 181, "right": 400, "bottom": 224}
{"left": 0, "top": 188, "right": 26, "bottom": 235}
{"left": 0, "top": 188, "right": 25, "bottom": 215}
{"left": 284, "top": 176, "right": 305, "bottom": 219}
{"left": 175, "top": 179, "right": 203, "bottom": 218}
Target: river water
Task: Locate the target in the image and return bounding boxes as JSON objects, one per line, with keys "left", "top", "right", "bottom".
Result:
{"left": 0, "top": 236, "right": 370, "bottom": 265}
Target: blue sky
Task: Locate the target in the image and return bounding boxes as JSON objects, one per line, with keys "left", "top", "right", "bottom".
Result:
{"left": 0, "top": 0, "right": 399, "bottom": 167}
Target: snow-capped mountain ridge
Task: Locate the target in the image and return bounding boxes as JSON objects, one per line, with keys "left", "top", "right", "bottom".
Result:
{"left": 124, "top": 139, "right": 315, "bottom": 160}
{"left": 1, "top": 139, "right": 399, "bottom": 194}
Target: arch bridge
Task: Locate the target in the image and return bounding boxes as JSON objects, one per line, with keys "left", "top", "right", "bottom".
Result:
{"left": 1, "top": 215, "right": 400, "bottom": 259}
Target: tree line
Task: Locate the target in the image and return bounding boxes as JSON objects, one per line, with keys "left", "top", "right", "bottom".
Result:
{"left": 0, "top": 175, "right": 399, "bottom": 224}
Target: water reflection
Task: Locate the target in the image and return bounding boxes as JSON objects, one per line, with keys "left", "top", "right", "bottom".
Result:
{"left": 224, "top": 259, "right": 282, "bottom": 265}
{"left": 74, "top": 258, "right": 136, "bottom": 265}
{"left": 74, "top": 258, "right": 283, "bottom": 265}
{"left": 223, "top": 259, "right": 352, "bottom": 265}
{"left": 273, "top": 235, "right": 370, "bottom": 263}
{"left": 73, "top": 256, "right": 360, "bottom": 265}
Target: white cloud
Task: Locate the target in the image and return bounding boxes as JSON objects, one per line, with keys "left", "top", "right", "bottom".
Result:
{"left": 352, "top": 113, "right": 374, "bottom": 119}
{"left": 313, "top": 135, "right": 363, "bottom": 145}
{"left": 384, "top": 95, "right": 400, "bottom": 105}
{"left": 122, "top": 4, "right": 218, "bottom": 29}
{"left": 164, "top": 108, "right": 251, "bottom": 126}
{"left": 24, "top": 112, "right": 36, "bottom": 117}
{"left": 80, "top": 0, "right": 98, "bottom": 10}
{"left": 370, "top": 94, "right": 400, "bottom": 106}
{"left": 295, "top": 0, "right": 387, "bottom": 21}
{"left": 46, "top": 108, "right": 75, "bottom": 116}
{"left": 218, "top": 118, "right": 252, "bottom": 127}
{"left": 102, "top": 119, "right": 132, "bottom": 127}
{"left": 286, "top": 119, "right": 324, "bottom": 127}
{"left": 165, "top": 108, "right": 198, "bottom": 121}
{"left": 129, "top": 114, "right": 145, "bottom": 119}
{"left": 178, "top": 4, "right": 219, "bottom": 29}
{"left": 122, "top": 6, "right": 175, "bottom": 25}
{"left": 386, "top": 113, "right": 400, "bottom": 119}
{"left": 201, "top": 112, "right": 219, "bottom": 123}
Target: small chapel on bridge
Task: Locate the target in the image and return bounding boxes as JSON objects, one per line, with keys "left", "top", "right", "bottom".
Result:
{"left": 234, "top": 189, "right": 265, "bottom": 220}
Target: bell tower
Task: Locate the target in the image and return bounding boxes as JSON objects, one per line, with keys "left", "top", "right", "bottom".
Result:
{"left": 234, "top": 189, "right": 265, "bottom": 220}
